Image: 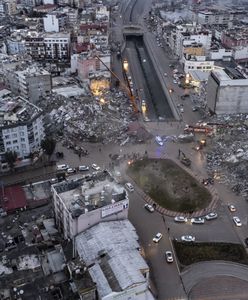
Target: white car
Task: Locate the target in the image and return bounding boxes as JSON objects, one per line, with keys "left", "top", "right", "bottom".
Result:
{"left": 165, "top": 251, "right": 173, "bottom": 263}
{"left": 181, "top": 235, "right": 195, "bottom": 242}
{"left": 67, "top": 168, "right": 76, "bottom": 174}
{"left": 144, "top": 204, "right": 154, "bottom": 213}
{"left": 164, "top": 72, "right": 168, "bottom": 77}
{"left": 153, "top": 233, "right": 163, "bottom": 243}
{"left": 205, "top": 212, "right": 218, "bottom": 220}
{"left": 233, "top": 216, "right": 242, "bottom": 227}
{"left": 174, "top": 216, "right": 187, "bottom": 223}
{"left": 79, "top": 165, "right": 89, "bottom": 171}
{"left": 92, "top": 164, "right": 100, "bottom": 171}
{"left": 173, "top": 80, "right": 177, "bottom": 84}
{"left": 191, "top": 217, "right": 205, "bottom": 224}
{"left": 125, "top": 182, "right": 134, "bottom": 192}
{"left": 180, "top": 107, "right": 184, "bottom": 113}
{"left": 155, "top": 136, "right": 163, "bottom": 146}
{"left": 228, "top": 205, "right": 236, "bottom": 212}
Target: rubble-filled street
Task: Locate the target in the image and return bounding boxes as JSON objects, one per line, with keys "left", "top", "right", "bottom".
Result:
{"left": 206, "top": 114, "right": 248, "bottom": 201}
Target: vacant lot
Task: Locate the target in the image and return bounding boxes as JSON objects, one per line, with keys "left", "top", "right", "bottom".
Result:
{"left": 173, "top": 241, "right": 248, "bottom": 268}
{"left": 127, "top": 158, "right": 211, "bottom": 212}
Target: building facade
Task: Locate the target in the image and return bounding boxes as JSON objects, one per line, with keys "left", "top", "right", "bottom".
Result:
{"left": 0, "top": 96, "right": 44, "bottom": 163}
{"left": 52, "top": 174, "right": 129, "bottom": 239}
{"left": 206, "top": 68, "right": 248, "bottom": 114}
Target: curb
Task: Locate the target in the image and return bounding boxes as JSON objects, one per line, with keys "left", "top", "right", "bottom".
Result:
{"left": 125, "top": 157, "right": 219, "bottom": 218}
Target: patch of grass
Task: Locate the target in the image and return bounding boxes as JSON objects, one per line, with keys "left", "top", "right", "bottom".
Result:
{"left": 173, "top": 241, "right": 248, "bottom": 268}
{"left": 127, "top": 158, "right": 211, "bottom": 213}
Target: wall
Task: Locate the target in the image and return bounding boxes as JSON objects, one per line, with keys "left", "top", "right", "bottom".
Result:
{"left": 206, "top": 73, "right": 219, "bottom": 113}
{"left": 233, "top": 46, "right": 248, "bottom": 61}
{"left": 43, "top": 15, "right": 59, "bottom": 33}
{"left": 183, "top": 58, "right": 214, "bottom": 73}
{"left": 72, "top": 199, "right": 129, "bottom": 237}
{"left": 209, "top": 48, "right": 232, "bottom": 60}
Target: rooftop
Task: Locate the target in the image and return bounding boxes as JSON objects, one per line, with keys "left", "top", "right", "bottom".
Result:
{"left": 54, "top": 172, "right": 127, "bottom": 218}
{"left": 76, "top": 220, "right": 149, "bottom": 297}
{"left": 0, "top": 96, "right": 42, "bottom": 128}
{"left": 211, "top": 68, "right": 248, "bottom": 86}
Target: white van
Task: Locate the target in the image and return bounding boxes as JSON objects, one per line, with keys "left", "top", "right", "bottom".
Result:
{"left": 125, "top": 182, "right": 134, "bottom": 192}
{"left": 56, "top": 164, "right": 69, "bottom": 171}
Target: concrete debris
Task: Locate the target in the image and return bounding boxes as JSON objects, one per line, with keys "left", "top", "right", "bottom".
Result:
{"left": 38, "top": 85, "right": 140, "bottom": 149}
{"left": 206, "top": 114, "right": 248, "bottom": 200}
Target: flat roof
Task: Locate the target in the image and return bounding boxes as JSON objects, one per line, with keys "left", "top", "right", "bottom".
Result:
{"left": 76, "top": 220, "right": 148, "bottom": 297}
{"left": 54, "top": 174, "right": 127, "bottom": 217}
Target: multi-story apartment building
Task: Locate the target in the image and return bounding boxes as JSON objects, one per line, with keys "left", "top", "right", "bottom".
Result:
{"left": 76, "top": 51, "right": 110, "bottom": 81}
{"left": 51, "top": 173, "right": 129, "bottom": 239}
{"left": 0, "top": 95, "right": 44, "bottom": 166}
{"left": 25, "top": 32, "right": 71, "bottom": 62}
{"left": 16, "top": 67, "right": 52, "bottom": 103}
{"left": 6, "top": 31, "right": 26, "bottom": 55}
{"left": 43, "top": 12, "right": 68, "bottom": 32}
{"left": 44, "top": 32, "right": 71, "bottom": 62}
{"left": 221, "top": 27, "right": 248, "bottom": 48}
{"left": 206, "top": 67, "right": 248, "bottom": 114}
{"left": 25, "top": 32, "right": 46, "bottom": 60}
{"left": 168, "top": 24, "right": 212, "bottom": 58}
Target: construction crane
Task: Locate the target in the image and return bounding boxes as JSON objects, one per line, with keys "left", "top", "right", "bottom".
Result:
{"left": 94, "top": 54, "right": 139, "bottom": 113}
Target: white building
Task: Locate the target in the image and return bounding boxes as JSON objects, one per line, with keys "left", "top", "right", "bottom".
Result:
{"left": 233, "top": 46, "right": 248, "bottom": 62}
{"left": 172, "top": 24, "right": 211, "bottom": 58}
{"left": 209, "top": 48, "right": 232, "bottom": 61}
{"left": 51, "top": 173, "right": 129, "bottom": 239}
{"left": 182, "top": 55, "right": 214, "bottom": 73}
{"left": 206, "top": 67, "right": 248, "bottom": 114}
{"left": 194, "top": 10, "right": 234, "bottom": 26}
{"left": 44, "top": 32, "right": 70, "bottom": 61}
{"left": 95, "top": 5, "right": 109, "bottom": 22}
{"left": 43, "top": 13, "right": 68, "bottom": 32}
{"left": 76, "top": 220, "right": 154, "bottom": 300}
{"left": 6, "top": 32, "right": 26, "bottom": 55}
{"left": 0, "top": 95, "right": 44, "bottom": 163}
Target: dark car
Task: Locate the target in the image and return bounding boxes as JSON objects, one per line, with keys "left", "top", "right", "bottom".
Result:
{"left": 245, "top": 238, "right": 248, "bottom": 247}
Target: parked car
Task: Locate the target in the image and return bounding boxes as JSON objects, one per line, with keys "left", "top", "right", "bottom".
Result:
{"left": 244, "top": 238, "right": 248, "bottom": 247}
{"left": 153, "top": 233, "right": 163, "bottom": 243}
{"left": 165, "top": 251, "right": 173, "bottom": 263}
{"left": 228, "top": 205, "right": 236, "bottom": 212}
{"left": 67, "top": 168, "right": 76, "bottom": 174}
{"left": 181, "top": 235, "right": 195, "bottom": 242}
{"left": 174, "top": 216, "right": 187, "bottom": 223}
{"left": 205, "top": 212, "right": 218, "bottom": 220}
{"left": 79, "top": 165, "right": 89, "bottom": 171}
{"left": 233, "top": 216, "right": 242, "bottom": 227}
{"left": 144, "top": 204, "right": 154, "bottom": 213}
{"left": 56, "top": 164, "right": 69, "bottom": 171}
{"left": 191, "top": 217, "right": 205, "bottom": 224}
{"left": 125, "top": 182, "right": 134, "bottom": 192}
{"left": 192, "top": 106, "right": 198, "bottom": 112}
{"left": 92, "top": 163, "right": 100, "bottom": 171}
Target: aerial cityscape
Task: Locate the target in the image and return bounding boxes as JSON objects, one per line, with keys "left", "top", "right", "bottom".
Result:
{"left": 1, "top": 0, "right": 248, "bottom": 299}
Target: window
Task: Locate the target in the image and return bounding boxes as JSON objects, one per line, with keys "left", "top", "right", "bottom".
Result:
{"left": 13, "top": 140, "right": 18, "bottom": 144}
{"left": 12, "top": 133, "right": 17, "bottom": 138}
{"left": 21, "top": 138, "right": 25, "bottom": 142}
{"left": 6, "top": 141, "right": 11, "bottom": 145}
{"left": 5, "top": 135, "right": 10, "bottom": 139}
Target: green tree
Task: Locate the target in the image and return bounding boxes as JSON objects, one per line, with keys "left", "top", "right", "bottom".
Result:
{"left": 41, "top": 137, "right": 56, "bottom": 160}
{"left": 5, "top": 151, "right": 17, "bottom": 170}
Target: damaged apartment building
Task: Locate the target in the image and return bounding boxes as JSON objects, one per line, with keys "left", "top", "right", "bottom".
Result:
{"left": 0, "top": 91, "right": 44, "bottom": 170}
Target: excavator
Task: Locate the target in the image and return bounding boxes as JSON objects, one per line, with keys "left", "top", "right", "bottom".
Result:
{"left": 178, "top": 150, "right": 191, "bottom": 167}
{"left": 94, "top": 54, "right": 139, "bottom": 113}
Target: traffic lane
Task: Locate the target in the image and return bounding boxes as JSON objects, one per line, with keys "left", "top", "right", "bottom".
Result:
{"left": 128, "top": 190, "right": 187, "bottom": 299}
{"left": 166, "top": 213, "right": 241, "bottom": 244}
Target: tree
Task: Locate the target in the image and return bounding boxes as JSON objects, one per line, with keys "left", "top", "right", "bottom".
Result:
{"left": 5, "top": 151, "right": 17, "bottom": 170}
{"left": 41, "top": 137, "right": 56, "bottom": 161}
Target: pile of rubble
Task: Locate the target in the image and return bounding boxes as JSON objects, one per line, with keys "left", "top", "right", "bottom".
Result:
{"left": 41, "top": 86, "right": 143, "bottom": 148}
{"left": 206, "top": 114, "right": 248, "bottom": 200}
